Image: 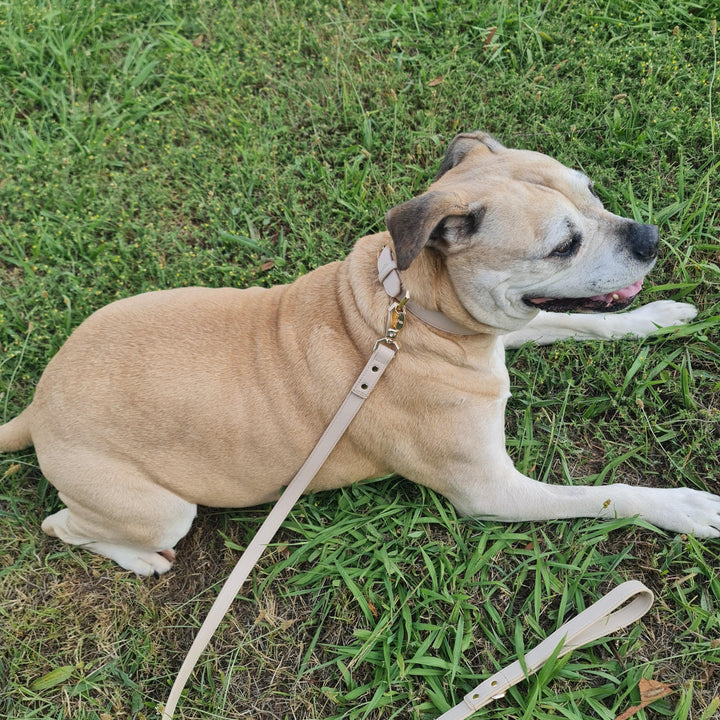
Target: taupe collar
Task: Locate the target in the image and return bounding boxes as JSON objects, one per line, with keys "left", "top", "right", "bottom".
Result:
{"left": 377, "top": 246, "right": 480, "bottom": 336}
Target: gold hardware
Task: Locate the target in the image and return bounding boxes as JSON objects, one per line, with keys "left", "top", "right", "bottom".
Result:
{"left": 374, "top": 292, "right": 410, "bottom": 355}
{"left": 384, "top": 298, "right": 407, "bottom": 340}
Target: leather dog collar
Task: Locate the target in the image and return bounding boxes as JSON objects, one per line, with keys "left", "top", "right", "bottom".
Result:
{"left": 377, "top": 245, "right": 481, "bottom": 336}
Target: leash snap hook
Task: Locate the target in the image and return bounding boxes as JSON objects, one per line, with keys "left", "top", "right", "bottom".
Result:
{"left": 373, "top": 293, "right": 409, "bottom": 355}
{"left": 385, "top": 294, "right": 409, "bottom": 339}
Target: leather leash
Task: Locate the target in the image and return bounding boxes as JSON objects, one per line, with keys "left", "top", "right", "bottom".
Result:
{"left": 161, "top": 248, "right": 655, "bottom": 719}
{"left": 161, "top": 340, "right": 397, "bottom": 720}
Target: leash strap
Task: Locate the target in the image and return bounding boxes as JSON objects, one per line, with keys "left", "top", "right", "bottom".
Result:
{"left": 436, "top": 580, "right": 654, "bottom": 720}
{"left": 161, "top": 341, "right": 398, "bottom": 719}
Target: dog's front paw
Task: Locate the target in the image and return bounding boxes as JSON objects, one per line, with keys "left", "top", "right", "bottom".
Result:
{"left": 621, "top": 300, "right": 698, "bottom": 338}
{"left": 642, "top": 487, "right": 720, "bottom": 538}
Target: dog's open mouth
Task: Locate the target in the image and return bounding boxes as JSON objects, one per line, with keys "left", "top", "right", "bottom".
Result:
{"left": 524, "top": 279, "right": 643, "bottom": 313}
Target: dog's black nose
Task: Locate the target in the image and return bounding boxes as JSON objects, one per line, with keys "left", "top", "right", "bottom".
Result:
{"left": 622, "top": 222, "right": 659, "bottom": 262}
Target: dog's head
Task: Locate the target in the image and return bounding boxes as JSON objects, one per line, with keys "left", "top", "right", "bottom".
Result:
{"left": 385, "top": 131, "right": 658, "bottom": 331}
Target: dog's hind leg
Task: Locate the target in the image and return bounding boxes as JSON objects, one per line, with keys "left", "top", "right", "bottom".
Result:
{"left": 42, "top": 498, "right": 195, "bottom": 576}
{"left": 38, "top": 450, "right": 197, "bottom": 576}
{"left": 502, "top": 301, "right": 697, "bottom": 348}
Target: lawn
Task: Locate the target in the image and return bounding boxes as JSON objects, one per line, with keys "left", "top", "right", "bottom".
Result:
{"left": 1, "top": 0, "right": 719, "bottom": 718}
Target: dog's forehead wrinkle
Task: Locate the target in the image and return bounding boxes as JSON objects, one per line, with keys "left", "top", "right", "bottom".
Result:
{"left": 522, "top": 179, "right": 591, "bottom": 209}
{"left": 539, "top": 214, "right": 583, "bottom": 245}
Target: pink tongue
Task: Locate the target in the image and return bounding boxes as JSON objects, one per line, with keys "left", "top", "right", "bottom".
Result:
{"left": 589, "top": 278, "right": 644, "bottom": 306}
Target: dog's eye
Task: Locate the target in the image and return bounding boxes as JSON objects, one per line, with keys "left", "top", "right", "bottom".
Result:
{"left": 550, "top": 232, "right": 582, "bottom": 258}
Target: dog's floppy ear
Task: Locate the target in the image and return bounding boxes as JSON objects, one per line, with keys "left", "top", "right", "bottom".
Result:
{"left": 385, "top": 191, "right": 485, "bottom": 270}
{"left": 434, "top": 131, "right": 505, "bottom": 180}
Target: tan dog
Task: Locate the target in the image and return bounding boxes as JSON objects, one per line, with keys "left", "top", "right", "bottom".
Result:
{"left": 2, "top": 131, "right": 718, "bottom": 576}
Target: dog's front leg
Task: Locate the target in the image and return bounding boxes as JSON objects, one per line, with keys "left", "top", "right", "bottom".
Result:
{"left": 446, "top": 465, "right": 720, "bottom": 538}
{"left": 502, "top": 301, "right": 698, "bottom": 348}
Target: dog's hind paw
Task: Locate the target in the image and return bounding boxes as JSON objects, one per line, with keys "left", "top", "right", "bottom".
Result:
{"left": 84, "top": 541, "right": 176, "bottom": 576}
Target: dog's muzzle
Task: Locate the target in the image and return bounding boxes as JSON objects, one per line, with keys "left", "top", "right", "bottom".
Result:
{"left": 524, "top": 221, "right": 659, "bottom": 314}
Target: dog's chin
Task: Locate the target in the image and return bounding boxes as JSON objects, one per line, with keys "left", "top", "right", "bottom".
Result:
{"left": 524, "top": 279, "right": 643, "bottom": 314}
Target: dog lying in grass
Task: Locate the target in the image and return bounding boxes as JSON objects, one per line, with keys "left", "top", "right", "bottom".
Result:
{"left": 1, "top": 131, "right": 717, "bottom": 575}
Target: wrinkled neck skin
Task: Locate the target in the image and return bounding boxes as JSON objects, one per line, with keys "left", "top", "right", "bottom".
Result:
{"left": 404, "top": 248, "right": 496, "bottom": 331}
{"left": 444, "top": 262, "right": 535, "bottom": 332}
{"left": 343, "top": 233, "right": 505, "bottom": 362}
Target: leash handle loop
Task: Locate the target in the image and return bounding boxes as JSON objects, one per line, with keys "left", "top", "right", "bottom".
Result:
{"left": 437, "top": 580, "right": 654, "bottom": 720}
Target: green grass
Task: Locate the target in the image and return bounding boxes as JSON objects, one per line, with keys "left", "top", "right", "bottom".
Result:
{"left": 1, "top": 0, "right": 719, "bottom": 718}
